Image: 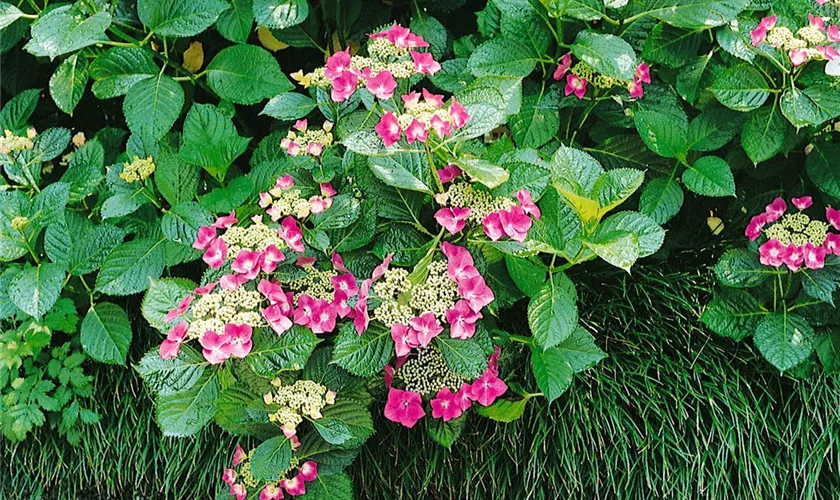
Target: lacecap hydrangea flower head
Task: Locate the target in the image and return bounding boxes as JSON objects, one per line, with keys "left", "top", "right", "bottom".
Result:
{"left": 750, "top": 13, "right": 840, "bottom": 67}
{"left": 222, "top": 443, "right": 319, "bottom": 499}
{"left": 552, "top": 52, "right": 651, "bottom": 100}
{"left": 746, "top": 196, "right": 840, "bottom": 271}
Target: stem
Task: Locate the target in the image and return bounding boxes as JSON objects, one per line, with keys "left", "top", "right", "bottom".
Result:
{"left": 508, "top": 335, "right": 533, "bottom": 345}
{"left": 140, "top": 30, "right": 155, "bottom": 46}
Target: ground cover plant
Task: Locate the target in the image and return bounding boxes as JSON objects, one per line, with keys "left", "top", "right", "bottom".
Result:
{"left": 1, "top": 0, "right": 839, "bottom": 498}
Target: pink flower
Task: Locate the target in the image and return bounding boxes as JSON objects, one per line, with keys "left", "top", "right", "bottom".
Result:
{"left": 437, "top": 164, "right": 462, "bottom": 184}
{"left": 330, "top": 71, "right": 358, "bottom": 102}
{"left": 263, "top": 303, "right": 293, "bottom": 335}
{"left": 442, "top": 243, "right": 479, "bottom": 283}
{"left": 232, "top": 445, "right": 246, "bottom": 466}
{"left": 259, "top": 484, "right": 283, "bottom": 500}
{"left": 375, "top": 112, "right": 401, "bottom": 147}
{"left": 430, "top": 114, "right": 451, "bottom": 138}
{"left": 810, "top": 13, "right": 825, "bottom": 31}
{"left": 220, "top": 273, "right": 249, "bottom": 290}
{"left": 765, "top": 197, "right": 788, "bottom": 222}
{"left": 790, "top": 49, "right": 809, "bottom": 66}
{"left": 320, "top": 183, "right": 337, "bottom": 198}
{"left": 332, "top": 251, "right": 349, "bottom": 272}
{"left": 200, "top": 330, "right": 230, "bottom": 364}
{"left": 759, "top": 239, "right": 787, "bottom": 267}
{"left": 792, "top": 196, "right": 813, "bottom": 210}
{"left": 232, "top": 250, "right": 263, "bottom": 280}
{"left": 828, "top": 25, "right": 840, "bottom": 42}
{"left": 401, "top": 91, "right": 421, "bottom": 109}
{"left": 372, "top": 254, "right": 393, "bottom": 281}
{"left": 366, "top": 70, "right": 397, "bottom": 100}
{"left": 628, "top": 79, "right": 644, "bottom": 99}
{"left": 760, "top": 14, "right": 777, "bottom": 30}
{"left": 306, "top": 142, "right": 323, "bottom": 156}
{"left": 384, "top": 387, "right": 426, "bottom": 428}
{"left": 410, "top": 51, "right": 441, "bottom": 75}
{"left": 159, "top": 321, "right": 188, "bottom": 360}
{"left": 431, "top": 387, "right": 463, "bottom": 421}
{"left": 784, "top": 243, "right": 805, "bottom": 271}
{"left": 258, "top": 279, "right": 284, "bottom": 303}
{"left": 469, "top": 369, "right": 508, "bottom": 406}
{"left": 553, "top": 53, "right": 572, "bottom": 80}
{"left": 309, "top": 196, "right": 328, "bottom": 214}
{"left": 422, "top": 89, "right": 445, "bottom": 107}
{"left": 500, "top": 206, "right": 533, "bottom": 242}
{"left": 824, "top": 233, "right": 840, "bottom": 255}
{"left": 331, "top": 274, "right": 358, "bottom": 297}
{"left": 213, "top": 211, "right": 238, "bottom": 229}
{"left": 293, "top": 119, "right": 308, "bottom": 132}
{"left": 482, "top": 211, "right": 505, "bottom": 241}
{"left": 287, "top": 141, "right": 301, "bottom": 156}
{"left": 164, "top": 295, "right": 193, "bottom": 323}
{"left": 434, "top": 207, "right": 471, "bottom": 234}
{"left": 282, "top": 474, "right": 306, "bottom": 496}
{"left": 299, "top": 461, "right": 318, "bottom": 482}
{"left": 745, "top": 213, "right": 768, "bottom": 241}
{"left": 222, "top": 468, "right": 237, "bottom": 486}
{"left": 449, "top": 99, "right": 469, "bottom": 129}
{"left": 332, "top": 290, "right": 352, "bottom": 318}
{"left": 458, "top": 275, "right": 495, "bottom": 312}
{"left": 293, "top": 294, "right": 318, "bottom": 328}
{"left": 276, "top": 174, "right": 294, "bottom": 190}
{"left": 515, "top": 190, "right": 541, "bottom": 219}
{"left": 193, "top": 226, "right": 217, "bottom": 250}
{"left": 827, "top": 207, "right": 840, "bottom": 230}
{"left": 324, "top": 48, "right": 351, "bottom": 80}
{"left": 230, "top": 483, "right": 247, "bottom": 500}
{"left": 224, "top": 324, "right": 253, "bottom": 359}
{"left": 194, "top": 282, "right": 217, "bottom": 295}
{"left": 260, "top": 244, "right": 285, "bottom": 273}
{"left": 456, "top": 383, "right": 472, "bottom": 411}
{"left": 353, "top": 279, "right": 372, "bottom": 334}
{"left": 635, "top": 63, "right": 651, "bottom": 84}
{"left": 816, "top": 45, "right": 840, "bottom": 61}
{"left": 259, "top": 192, "right": 272, "bottom": 208}
{"left": 309, "top": 300, "right": 337, "bottom": 334}
{"left": 565, "top": 74, "right": 587, "bottom": 99}
{"left": 279, "top": 217, "right": 305, "bottom": 252}
{"left": 405, "top": 119, "right": 428, "bottom": 144}
{"left": 751, "top": 24, "right": 768, "bottom": 46}
{"left": 803, "top": 242, "right": 826, "bottom": 270}
{"left": 296, "top": 256, "right": 317, "bottom": 267}
{"left": 392, "top": 323, "right": 419, "bottom": 356}
{"left": 445, "top": 300, "right": 482, "bottom": 339}
{"left": 410, "top": 312, "right": 444, "bottom": 347}
{"left": 202, "top": 237, "right": 227, "bottom": 268}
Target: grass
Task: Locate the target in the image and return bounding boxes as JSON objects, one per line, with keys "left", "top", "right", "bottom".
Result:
{"left": 3, "top": 255, "right": 839, "bottom": 499}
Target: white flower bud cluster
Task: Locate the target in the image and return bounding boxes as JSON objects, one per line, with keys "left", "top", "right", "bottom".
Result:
{"left": 119, "top": 156, "right": 155, "bottom": 183}
{"left": 444, "top": 182, "right": 514, "bottom": 224}
{"left": 187, "top": 288, "right": 265, "bottom": 338}
{"left": 264, "top": 379, "right": 332, "bottom": 428}
{"left": 397, "top": 347, "right": 464, "bottom": 395}
{"left": 373, "top": 261, "right": 459, "bottom": 326}
{"left": 287, "top": 268, "right": 337, "bottom": 301}
{"left": 0, "top": 128, "right": 35, "bottom": 155}
{"left": 221, "top": 219, "right": 286, "bottom": 257}
{"left": 765, "top": 212, "right": 829, "bottom": 246}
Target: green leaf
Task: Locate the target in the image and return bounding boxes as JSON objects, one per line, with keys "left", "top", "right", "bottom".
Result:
{"left": 527, "top": 273, "right": 578, "bottom": 350}
{"left": 530, "top": 345, "right": 573, "bottom": 403}
{"left": 179, "top": 103, "right": 250, "bottom": 180}
{"left": 551, "top": 146, "right": 604, "bottom": 195}
{"left": 754, "top": 313, "right": 814, "bottom": 371}
{"left": 312, "top": 195, "right": 361, "bottom": 231}
{"left": 155, "top": 145, "right": 200, "bottom": 206}
{"left": 676, "top": 54, "right": 713, "bottom": 104}
{"left": 556, "top": 326, "right": 605, "bottom": 372}
{"left": 428, "top": 415, "right": 466, "bottom": 449}
{"left": 216, "top": 0, "right": 254, "bottom": 43}
{"left": 315, "top": 398, "right": 374, "bottom": 449}
{"left": 0, "top": 193, "right": 35, "bottom": 263}
{"left": 800, "top": 264, "right": 840, "bottom": 306}
{"left": 638, "top": 177, "right": 684, "bottom": 224}
{"left": 100, "top": 193, "right": 142, "bottom": 220}
{"left": 9, "top": 263, "right": 65, "bottom": 319}
{"left": 598, "top": 211, "right": 664, "bottom": 257}
{"left": 138, "top": 0, "right": 229, "bottom": 37}
{"left": 80, "top": 302, "right": 132, "bottom": 365}
{"left": 634, "top": 107, "right": 689, "bottom": 159}
{"left": 49, "top": 54, "right": 89, "bottom": 115}
{"left": 141, "top": 278, "right": 197, "bottom": 331}
{"left": 541, "top": 0, "right": 604, "bottom": 21}
{"left": 247, "top": 327, "right": 319, "bottom": 376}
{"left": 456, "top": 158, "right": 509, "bottom": 189}
{"left": 434, "top": 336, "right": 486, "bottom": 378}
{"left": 644, "top": 0, "right": 749, "bottom": 29}
{"left": 253, "top": 0, "right": 309, "bottom": 29}
{"left": 199, "top": 175, "right": 253, "bottom": 213}
{"left": 716, "top": 24, "right": 754, "bottom": 62}
{"left": 0, "top": 88, "right": 40, "bottom": 131}
{"left": 509, "top": 94, "right": 559, "bottom": 149}
{"left": 741, "top": 105, "right": 787, "bottom": 164}
{"left": 816, "top": 328, "right": 840, "bottom": 374}
{"left": 44, "top": 213, "right": 124, "bottom": 275}
{"left": 331, "top": 323, "right": 393, "bottom": 377}
{"left": 474, "top": 396, "right": 529, "bottom": 422}
{"left": 713, "top": 248, "right": 773, "bottom": 288}
{"left": 61, "top": 139, "right": 105, "bottom": 203}
{"left": 207, "top": 44, "right": 294, "bottom": 105}
{"left": 0, "top": 2, "right": 24, "bottom": 31}
{"left": 298, "top": 472, "right": 354, "bottom": 500}
{"left": 156, "top": 371, "right": 219, "bottom": 436}
{"left": 807, "top": 143, "right": 840, "bottom": 199}
{"left": 700, "top": 290, "right": 764, "bottom": 342}
{"left": 135, "top": 346, "right": 207, "bottom": 395}
{"left": 642, "top": 23, "right": 701, "bottom": 68}
{"left": 329, "top": 200, "right": 377, "bottom": 253}
{"left": 687, "top": 107, "right": 745, "bottom": 152}
{"left": 780, "top": 86, "right": 840, "bottom": 128}
{"left": 32, "top": 182, "right": 69, "bottom": 227}
{"left": 504, "top": 255, "right": 546, "bottom": 297}
{"left": 25, "top": 6, "right": 111, "bottom": 59}
{"left": 368, "top": 153, "right": 433, "bottom": 194}
{"left": 584, "top": 230, "right": 640, "bottom": 271}
{"left": 592, "top": 168, "right": 645, "bottom": 214}
{"left": 162, "top": 202, "right": 214, "bottom": 246}
{"left": 683, "top": 156, "right": 735, "bottom": 197}
{"left": 571, "top": 31, "right": 637, "bottom": 80}
{"left": 529, "top": 187, "right": 582, "bottom": 253}
{"left": 710, "top": 64, "right": 770, "bottom": 112}
{"left": 90, "top": 47, "right": 158, "bottom": 99}
{"left": 251, "top": 436, "right": 293, "bottom": 481}
{"left": 123, "top": 74, "right": 185, "bottom": 142}
{"left": 95, "top": 238, "right": 167, "bottom": 296}
{"left": 468, "top": 36, "right": 538, "bottom": 77}
{"left": 261, "top": 92, "right": 318, "bottom": 121}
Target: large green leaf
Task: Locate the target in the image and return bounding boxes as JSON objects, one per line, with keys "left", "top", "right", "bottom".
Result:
{"left": 123, "top": 74, "right": 185, "bottom": 142}
{"left": 156, "top": 371, "right": 219, "bottom": 436}
{"left": 640, "top": 0, "right": 749, "bottom": 29}
{"left": 138, "top": 0, "right": 229, "bottom": 37}
{"left": 780, "top": 86, "right": 840, "bottom": 128}
{"left": 261, "top": 92, "right": 318, "bottom": 121}
{"left": 90, "top": 47, "right": 159, "bottom": 99}
{"left": 682, "top": 156, "right": 735, "bottom": 197}
{"left": 642, "top": 23, "right": 701, "bottom": 68}
{"left": 161, "top": 202, "right": 214, "bottom": 246}
{"left": 298, "top": 472, "right": 354, "bottom": 500}
{"left": 598, "top": 211, "right": 664, "bottom": 257}
{"left": 530, "top": 345, "right": 573, "bottom": 403}
{"left": 741, "top": 105, "right": 787, "bottom": 164}
{"left": 0, "top": 88, "right": 40, "bottom": 131}
{"left": 584, "top": 229, "right": 640, "bottom": 271}
{"left": 44, "top": 213, "right": 124, "bottom": 276}
{"left": 80, "top": 302, "right": 132, "bottom": 365}
{"left": 687, "top": 107, "right": 745, "bottom": 152}
{"left": 251, "top": 436, "right": 293, "bottom": 481}
{"left": 9, "top": 263, "right": 65, "bottom": 319}
{"left": 247, "top": 327, "right": 319, "bottom": 376}
{"left": 807, "top": 143, "right": 840, "bottom": 199}
{"left": 571, "top": 31, "right": 637, "bottom": 80}
{"left": 509, "top": 94, "right": 559, "bottom": 149}
{"left": 527, "top": 273, "right": 578, "bottom": 350}
{"left": 638, "top": 177, "right": 684, "bottom": 224}
{"left": 701, "top": 290, "right": 764, "bottom": 341}
{"left": 331, "top": 323, "right": 393, "bottom": 377}
{"left": 253, "top": 0, "right": 310, "bottom": 29}
{"left": 179, "top": 103, "right": 250, "bottom": 180}
{"left": 94, "top": 238, "right": 167, "bottom": 296}
{"left": 634, "top": 106, "right": 689, "bottom": 159}
{"left": 541, "top": 0, "right": 604, "bottom": 21}
{"left": 25, "top": 6, "right": 111, "bottom": 59}
{"left": 216, "top": 0, "right": 254, "bottom": 43}
{"left": 555, "top": 326, "right": 606, "bottom": 372}
{"left": 434, "top": 336, "right": 486, "bottom": 379}
{"left": 49, "top": 54, "right": 89, "bottom": 115}
{"left": 456, "top": 158, "right": 510, "bottom": 189}
{"left": 368, "top": 153, "right": 433, "bottom": 194}
{"left": 468, "top": 37, "right": 538, "bottom": 77}
{"left": 60, "top": 139, "right": 105, "bottom": 203}
{"left": 141, "top": 278, "right": 197, "bottom": 331}
{"left": 206, "top": 44, "right": 294, "bottom": 105}
{"left": 314, "top": 399, "right": 374, "bottom": 449}
{"left": 710, "top": 64, "right": 770, "bottom": 112}
{"left": 713, "top": 248, "right": 774, "bottom": 288}
{"left": 753, "top": 313, "right": 814, "bottom": 371}
{"left": 0, "top": 2, "right": 25, "bottom": 31}
{"left": 135, "top": 346, "right": 207, "bottom": 396}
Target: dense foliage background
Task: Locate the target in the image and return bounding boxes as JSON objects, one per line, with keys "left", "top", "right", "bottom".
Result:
{"left": 2, "top": 0, "right": 840, "bottom": 498}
